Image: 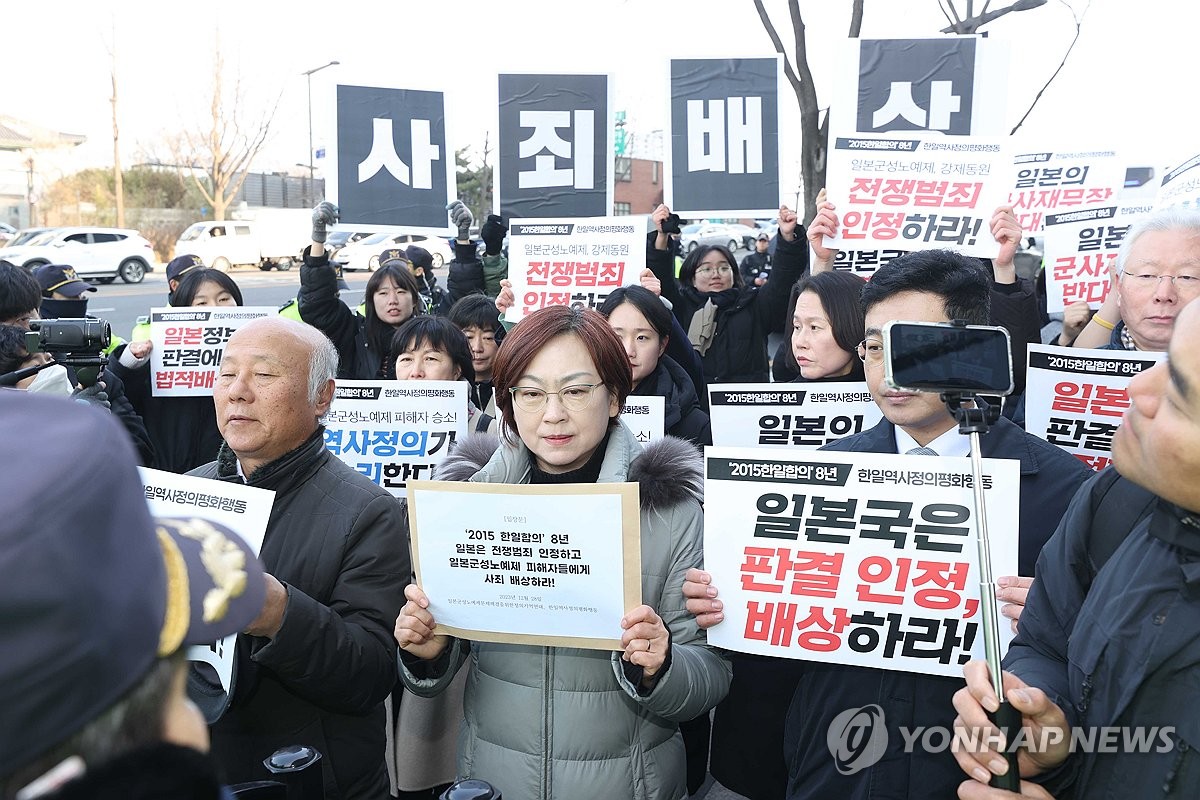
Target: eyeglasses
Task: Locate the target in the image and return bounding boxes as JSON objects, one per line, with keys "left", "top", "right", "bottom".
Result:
{"left": 856, "top": 338, "right": 884, "bottom": 364}
{"left": 1121, "top": 272, "right": 1200, "bottom": 293}
{"left": 509, "top": 383, "right": 604, "bottom": 412}
{"left": 695, "top": 263, "right": 733, "bottom": 276}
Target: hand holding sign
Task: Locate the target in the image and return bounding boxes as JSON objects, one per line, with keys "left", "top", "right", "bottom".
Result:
{"left": 619, "top": 604, "right": 669, "bottom": 680}
{"left": 394, "top": 583, "right": 450, "bottom": 661}
{"left": 807, "top": 194, "right": 839, "bottom": 272}
{"left": 682, "top": 567, "right": 724, "bottom": 629}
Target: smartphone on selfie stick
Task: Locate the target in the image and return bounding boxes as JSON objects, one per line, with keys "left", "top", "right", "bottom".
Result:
{"left": 883, "top": 319, "right": 1021, "bottom": 791}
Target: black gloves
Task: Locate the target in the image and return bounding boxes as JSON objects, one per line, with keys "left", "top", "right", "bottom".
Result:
{"left": 480, "top": 214, "right": 508, "bottom": 256}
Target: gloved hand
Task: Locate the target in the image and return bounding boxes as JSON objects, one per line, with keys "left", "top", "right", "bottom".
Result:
{"left": 480, "top": 214, "right": 508, "bottom": 256}
{"left": 311, "top": 201, "right": 339, "bottom": 243}
{"left": 72, "top": 380, "right": 110, "bottom": 410}
{"left": 447, "top": 200, "right": 474, "bottom": 241}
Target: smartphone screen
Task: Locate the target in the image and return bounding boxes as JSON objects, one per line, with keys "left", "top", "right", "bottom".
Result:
{"left": 883, "top": 321, "right": 1014, "bottom": 395}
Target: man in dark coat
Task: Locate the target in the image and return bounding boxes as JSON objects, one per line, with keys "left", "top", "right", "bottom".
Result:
{"left": 953, "top": 298, "right": 1200, "bottom": 799}
{"left": 188, "top": 316, "right": 409, "bottom": 799}
{"left": 686, "top": 250, "right": 1090, "bottom": 800}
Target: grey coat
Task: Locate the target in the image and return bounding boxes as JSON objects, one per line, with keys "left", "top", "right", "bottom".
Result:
{"left": 400, "top": 424, "right": 731, "bottom": 800}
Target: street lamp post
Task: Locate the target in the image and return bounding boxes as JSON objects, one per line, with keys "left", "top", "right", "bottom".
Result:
{"left": 303, "top": 60, "right": 339, "bottom": 205}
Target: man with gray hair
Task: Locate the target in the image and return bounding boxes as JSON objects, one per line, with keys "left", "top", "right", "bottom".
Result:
{"left": 188, "top": 317, "right": 409, "bottom": 799}
{"left": 1075, "top": 208, "right": 1200, "bottom": 351}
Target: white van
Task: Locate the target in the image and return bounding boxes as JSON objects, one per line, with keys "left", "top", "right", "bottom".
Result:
{"left": 175, "top": 221, "right": 295, "bottom": 272}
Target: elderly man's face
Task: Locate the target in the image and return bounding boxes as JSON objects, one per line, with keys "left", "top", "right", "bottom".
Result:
{"left": 215, "top": 323, "right": 330, "bottom": 474}
{"left": 1115, "top": 228, "right": 1200, "bottom": 351}
{"left": 1114, "top": 301, "right": 1200, "bottom": 512}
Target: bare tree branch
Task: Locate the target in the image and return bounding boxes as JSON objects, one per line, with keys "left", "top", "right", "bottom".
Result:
{"left": 1010, "top": 0, "right": 1089, "bottom": 134}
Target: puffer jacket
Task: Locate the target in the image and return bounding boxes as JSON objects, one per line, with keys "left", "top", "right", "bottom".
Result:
{"left": 1006, "top": 473, "right": 1200, "bottom": 799}
{"left": 631, "top": 355, "right": 711, "bottom": 447}
{"left": 647, "top": 232, "right": 807, "bottom": 385}
{"left": 400, "top": 424, "right": 731, "bottom": 800}
{"left": 299, "top": 247, "right": 391, "bottom": 380}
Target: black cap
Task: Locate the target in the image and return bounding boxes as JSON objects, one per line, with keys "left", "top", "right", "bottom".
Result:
{"left": 0, "top": 391, "right": 266, "bottom": 777}
{"left": 33, "top": 264, "right": 95, "bottom": 297}
{"left": 166, "top": 254, "right": 205, "bottom": 282}
{"left": 757, "top": 231, "right": 770, "bottom": 241}
{"left": 405, "top": 245, "right": 433, "bottom": 273}
{"left": 379, "top": 248, "right": 409, "bottom": 269}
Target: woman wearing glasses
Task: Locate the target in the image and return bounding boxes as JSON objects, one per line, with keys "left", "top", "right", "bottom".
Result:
{"left": 647, "top": 203, "right": 808, "bottom": 385}
{"left": 394, "top": 305, "right": 730, "bottom": 800}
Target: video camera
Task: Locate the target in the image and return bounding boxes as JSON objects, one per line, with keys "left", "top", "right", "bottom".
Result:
{"left": 0, "top": 318, "right": 111, "bottom": 388}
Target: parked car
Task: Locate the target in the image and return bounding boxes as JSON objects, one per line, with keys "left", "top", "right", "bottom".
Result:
{"left": 680, "top": 222, "right": 740, "bottom": 254}
{"left": 0, "top": 227, "right": 154, "bottom": 283}
{"left": 0, "top": 223, "right": 16, "bottom": 246}
{"left": 724, "top": 223, "right": 763, "bottom": 251}
{"left": 3, "top": 227, "right": 56, "bottom": 248}
{"left": 333, "top": 231, "right": 455, "bottom": 272}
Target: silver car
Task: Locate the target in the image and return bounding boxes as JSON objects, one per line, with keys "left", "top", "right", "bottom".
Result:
{"left": 680, "top": 223, "right": 740, "bottom": 254}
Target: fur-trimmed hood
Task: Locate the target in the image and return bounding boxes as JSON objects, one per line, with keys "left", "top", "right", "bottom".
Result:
{"left": 435, "top": 426, "right": 703, "bottom": 510}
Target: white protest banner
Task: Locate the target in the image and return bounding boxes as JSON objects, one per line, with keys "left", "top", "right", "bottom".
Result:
{"left": 1008, "top": 149, "right": 1125, "bottom": 234}
{"left": 406, "top": 481, "right": 641, "bottom": 649}
{"left": 703, "top": 447, "right": 1020, "bottom": 677}
{"left": 503, "top": 217, "right": 645, "bottom": 323}
{"left": 708, "top": 383, "right": 883, "bottom": 449}
{"left": 322, "top": 380, "right": 469, "bottom": 495}
{"left": 1040, "top": 203, "right": 1151, "bottom": 312}
{"left": 823, "top": 135, "right": 1010, "bottom": 258}
{"left": 831, "top": 248, "right": 906, "bottom": 278}
{"left": 1154, "top": 151, "right": 1200, "bottom": 212}
{"left": 139, "top": 467, "right": 275, "bottom": 702}
{"left": 1024, "top": 345, "right": 1162, "bottom": 472}
{"left": 620, "top": 395, "right": 665, "bottom": 444}
{"left": 149, "top": 306, "right": 275, "bottom": 397}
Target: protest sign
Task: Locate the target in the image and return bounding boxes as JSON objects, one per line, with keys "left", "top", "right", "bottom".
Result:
{"left": 822, "top": 135, "right": 1010, "bottom": 258}
{"left": 496, "top": 73, "right": 612, "bottom": 221}
{"left": 327, "top": 84, "right": 454, "bottom": 231}
{"left": 321, "top": 380, "right": 468, "bottom": 495}
{"left": 665, "top": 57, "right": 781, "bottom": 217}
{"left": 830, "top": 37, "right": 1010, "bottom": 138}
{"left": 1154, "top": 151, "right": 1200, "bottom": 212}
{"left": 703, "top": 448, "right": 1020, "bottom": 677}
{"left": 1040, "top": 203, "right": 1151, "bottom": 312}
{"left": 1024, "top": 345, "right": 1162, "bottom": 472}
{"left": 503, "top": 217, "right": 645, "bottom": 322}
{"left": 708, "top": 383, "right": 883, "bottom": 449}
{"left": 407, "top": 481, "right": 641, "bottom": 649}
{"left": 139, "top": 467, "right": 275, "bottom": 704}
{"left": 149, "top": 306, "right": 275, "bottom": 396}
{"left": 620, "top": 395, "right": 665, "bottom": 444}
{"left": 1007, "top": 149, "right": 1125, "bottom": 234}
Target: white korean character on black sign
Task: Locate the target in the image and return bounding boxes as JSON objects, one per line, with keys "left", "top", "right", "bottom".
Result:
{"left": 358, "top": 117, "right": 440, "bottom": 189}
{"left": 517, "top": 110, "right": 595, "bottom": 189}
{"left": 686, "top": 97, "right": 764, "bottom": 174}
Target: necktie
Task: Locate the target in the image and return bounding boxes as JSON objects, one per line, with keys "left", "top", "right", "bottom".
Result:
{"left": 906, "top": 446, "right": 938, "bottom": 456}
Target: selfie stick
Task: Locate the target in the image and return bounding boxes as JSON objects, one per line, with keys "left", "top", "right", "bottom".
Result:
{"left": 941, "top": 389, "right": 1020, "bottom": 791}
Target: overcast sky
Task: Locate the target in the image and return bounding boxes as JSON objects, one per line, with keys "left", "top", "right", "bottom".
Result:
{"left": 5, "top": 0, "right": 1194, "bottom": 198}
